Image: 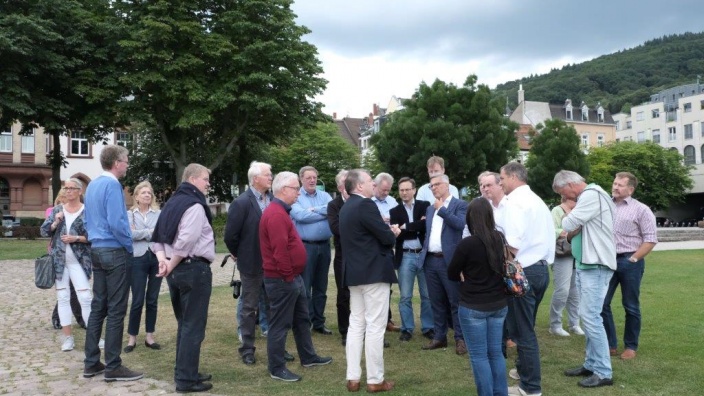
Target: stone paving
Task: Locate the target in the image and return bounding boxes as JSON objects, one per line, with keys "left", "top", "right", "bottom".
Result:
{"left": 0, "top": 253, "right": 233, "bottom": 396}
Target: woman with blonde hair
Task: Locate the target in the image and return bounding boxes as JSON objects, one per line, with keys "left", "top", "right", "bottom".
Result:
{"left": 41, "top": 178, "right": 92, "bottom": 351}
{"left": 124, "top": 181, "right": 163, "bottom": 352}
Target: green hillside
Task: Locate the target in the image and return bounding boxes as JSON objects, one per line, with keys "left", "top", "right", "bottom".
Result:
{"left": 493, "top": 31, "right": 704, "bottom": 114}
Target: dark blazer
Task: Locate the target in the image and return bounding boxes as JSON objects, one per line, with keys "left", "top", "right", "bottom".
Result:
{"left": 339, "top": 194, "right": 398, "bottom": 287}
{"left": 224, "top": 188, "right": 273, "bottom": 275}
{"left": 389, "top": 199, "right": 430, "bottom": 268}
{"left": 419, "top": 197, "right": 469, "bottom": 267}
{"left": 327, "top": 195, "right": 345, "bottom": 265}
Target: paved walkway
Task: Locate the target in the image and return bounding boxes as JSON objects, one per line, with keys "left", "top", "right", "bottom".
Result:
{"left": 0, "top": 253, "right": 233, "bottom": 395}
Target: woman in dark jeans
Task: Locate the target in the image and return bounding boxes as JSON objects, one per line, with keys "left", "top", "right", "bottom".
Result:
{"left": 448, "top": 198, "right": 508, "bottom": 396}
{"left": 124, "top": 181, "right": 163, "bottom": 352}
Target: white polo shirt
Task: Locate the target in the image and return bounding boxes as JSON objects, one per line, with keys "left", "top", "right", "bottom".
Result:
{"left": 503, "top": 185, "right": 555, "bottom": 267}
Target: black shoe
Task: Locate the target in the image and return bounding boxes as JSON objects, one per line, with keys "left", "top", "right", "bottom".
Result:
{"left": 144, "top": 340, "right": 161, "bottom": 350}
{"left": 83, "top": 361, "right": 105, "bottom": 378}
{"left": 104, "top": 365, "right": 143, "bottom": 382}
{"left": 578, "top": 374, "right": 614, "bottom": 388}
{"left": 284, "top": 350, "right": 295, "bottom": 362}
{"left": 270, "top": 368, "right": 302, "bottom": 382}
{"left": 123, "top": 344, "right": 136, "bottom": 353}
{"left": 564, "top": 366, "right": 594, "bottom": 377}
{"left": 422, "top": 330, "right": 435, "bottom": 340}
{"left": 176, "top": 382, "right": 213, "bottom": 393}
{"left": 52, "top": 317, "right": 62, "bottom": 330}
{"left": 384, "top": 339, "right": 390, "bottom": 348}
{"left": 242, "top": 354, "right": 256, "bottom": 365}
{"left": 302, "top": 356, "right": 333, "bottom": 367}
{"left": 198, "top": 372, "right": 212, "bottom": 382}
{"left": 399, "top": 331, "right": 412, "bottom": 342}
{"left": 313, "top": 325, "right": 333, "bottom": 335}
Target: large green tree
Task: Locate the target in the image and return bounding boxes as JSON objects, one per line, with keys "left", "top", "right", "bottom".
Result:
{"left": 265, "top": 122, "right": 360, "bottom": 193}
{"left": 0, "top": 0, "right": 126, "bottom": 198}
{"left": 525, "top": 119, "right": 590, "bottom": 201}
{"left": 372, "top": 75, "right": 518, "bottom": 188}
{"left": 587, "top": 141, "right": 693, "bottom": 211}
{"left": 116, "top": 0, "right": 327, "bottom": 181}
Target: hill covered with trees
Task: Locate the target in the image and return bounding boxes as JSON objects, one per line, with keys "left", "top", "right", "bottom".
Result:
{"left": 493, "top": 32, "right": 704, "bottom": 114}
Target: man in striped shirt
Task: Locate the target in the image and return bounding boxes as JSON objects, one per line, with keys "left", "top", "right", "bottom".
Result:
{"left": 601, "top": 172, "right": 658, "bottom": 361}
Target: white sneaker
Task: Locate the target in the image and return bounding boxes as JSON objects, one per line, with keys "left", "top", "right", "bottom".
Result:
{"left": 549, "top": 327, "right": 570, "bottom": 337}
{"left": 508, "top": 385, "right": 541, "bottom": 396}
{"left": 509, "top": 368, "right": 520, "bottom": 380}
{"left": 569, "top": 325, "right": 585, "bottom": 336}
{"left": 62, "top": 336, "right": 75, "bottom": 352}
{"left": 98, "top": 338, "right": 105, "bottom": 349}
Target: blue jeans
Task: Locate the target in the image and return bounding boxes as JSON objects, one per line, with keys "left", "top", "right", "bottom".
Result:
{"left": 508, "top": 262, "right": 549, "bottom": 394}
{"left": 577, "top": 266, "right": 613, "bottom": 379}
{"left": 601, "top": 256, "right": 645, "bottom": 351}
{"left": 302, "top": 241, "right": 331, "bottom": 328}
{"left": 264, "top": 275, "right": 317, "bottom": 374}
{"left": 424, "top": 255, "right": 462, "bottom": 341}
{"left": 459, "top": 306, "right": 509, "bottom": 396}
{"left": 127, "top": 250, "right": 163, "bottom": 335}
{"left": 84, "top": 247, "right": 131, "bottom": 371}
{"left": 398, "top": 252, "right": 433, "bottom": 333}
{"left": 237, "top": 272, "right": 269, "bottom": 357}
{"left": 167, "top": 259, "right": 212, "bottom": 388}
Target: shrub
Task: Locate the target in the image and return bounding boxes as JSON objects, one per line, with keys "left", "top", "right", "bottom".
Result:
{"left": 12, "top": 226, "right": 42, "bottom": 240}
{"left": 19, "top": 217, "right": 45, "bottom": 227}
{"left": 212, "top": 213, "right": 228, "bottom": 241}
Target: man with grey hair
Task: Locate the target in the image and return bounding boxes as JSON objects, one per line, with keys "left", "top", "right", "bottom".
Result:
{"left": 291, "top": 166, "right": 334, "bottom": 335}
{"left": 83, "top": 144, "right": 141, "bottom": 382}
{"left": 552, "top": 170, "right": 615, "bottom": 389}
{"left": 372, "top": 172, "right": 398, "bottom": 225}
{"left": 327, "top": 169, "right": 351, "bottom": 345}
{"left": 478, "top": 171, "right": 507, "bottom": 231}
{"left": 500, "top": 162, "right": 554, "bottom": 396}
{"left": 260, "top": 171, "right": 333, "bottom": 382}
{"left": 224, "top": 161, "right": 275, "bottom": 366}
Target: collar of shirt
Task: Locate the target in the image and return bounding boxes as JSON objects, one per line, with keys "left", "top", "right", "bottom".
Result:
{"left": 300, "top": 188, "right": 317, "bottom": 198}
{"left": 613, "top": 195, "right": 634, "bottom": 205}
{"left": 372, "top": 196, "right": 390, "bottom": 204}
{"left": 130, "top": 207, "right": 157, "bottom": 214}
{"left": 492, "top": 195, "right": 507, "bottom": 209}
{"left": 272, "top": 197, "right": 292, "bottom": 213}
{"left": 251, "top": 187, "right": 268, "bottom": 200}
{"left": 100, "top": 171, "right": 118, "bottom": 181}
{"left": 403, "top": 200, "right": 415, "bottom": 210}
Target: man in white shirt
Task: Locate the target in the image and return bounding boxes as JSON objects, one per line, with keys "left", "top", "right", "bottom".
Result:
{"left": 478, "top": 171, "right": 508, "bottom": 232}
{"left": 500, "top": 162, "right": 554, "bottom": 396}
{"left": 416, "top": 156, "right": 459, "bottom": 202}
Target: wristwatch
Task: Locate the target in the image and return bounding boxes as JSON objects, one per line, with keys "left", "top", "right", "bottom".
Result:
{"left": 628, "top": 256, "right": 638, "bottom": 263}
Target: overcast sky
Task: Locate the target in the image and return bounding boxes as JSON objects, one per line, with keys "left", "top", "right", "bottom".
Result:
{"left": 291, "top": 0, "right": 704, "bottom": 118}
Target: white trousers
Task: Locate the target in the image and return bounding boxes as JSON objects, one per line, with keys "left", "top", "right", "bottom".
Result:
{"left": 346, "top": 282, "right": 390, "bottom": 385}
{"left": 55, "top": 261, "right": 92, "bottom": 327}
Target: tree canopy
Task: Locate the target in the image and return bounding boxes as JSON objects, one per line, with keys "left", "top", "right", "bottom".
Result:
{"left": 525, "top": 119, "right": 590, "bottom": 202}
{"left": 586, "top": 141, "right": 694, "bottom": 211}
{"left": 372, "top": 75, "right": 518, "bottom": 188}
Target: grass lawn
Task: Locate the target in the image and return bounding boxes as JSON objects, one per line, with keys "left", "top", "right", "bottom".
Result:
{"left": 0, "top": 239, "right": 50, "bottom": 259}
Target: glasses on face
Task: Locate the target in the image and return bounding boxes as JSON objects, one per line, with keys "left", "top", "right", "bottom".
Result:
{"left": 64, "top": 187, "right": 81, "bottom": 191}
{"left": 399, "top": 188, "right": 415, "bottom": 193}
{"left": 283, "top": 185, "right": 300, "bottom": 191}
{"left": 430, "top": 182, "right": 446, "bottom": 189}
{"left": 117, "top": 159, "right": 129, "bottom": 166}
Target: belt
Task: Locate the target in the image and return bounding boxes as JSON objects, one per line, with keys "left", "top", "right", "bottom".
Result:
{"left": 616, "top": 252, "right": 635, "bottom": 258}
{"left": 430, "top": 252, "right": 444, "bottom": 258}
{"left": 302, "top": 239, "right": 329, "bottom": 245}
{"left": 403, "top": 248, "right": 422, "bottom": 254}
{"left": 181, "top": 256, "right": 212, "bottom": 265}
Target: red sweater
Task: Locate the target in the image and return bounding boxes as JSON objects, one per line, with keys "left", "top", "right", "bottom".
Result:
{"left": 259, "top": 200, "right": 307, "bottom": 282}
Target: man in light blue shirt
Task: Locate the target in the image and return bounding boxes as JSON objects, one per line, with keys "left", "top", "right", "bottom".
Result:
{"left": 371, "top": 173, "right": 398, "bottom": 225}
{"left": 291, "top": 166, "right": 333, "bottom": 334}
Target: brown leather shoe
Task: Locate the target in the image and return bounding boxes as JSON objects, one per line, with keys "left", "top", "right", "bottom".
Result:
{"left": 455, "top": 339, "right": 467, "bottom": 355}
{"left": 609, "top": 348, "right": 618, "bottom": 356}
{"left": 421, "top": 339, "right": 448, "bottom": 350}
{"left": 620, "top": 348, "right": 637, "bottom": 360}
{"left": 366, "top": 380, "right": 394, "bottom": 393}
{"left": 386, "top": 321, "right": 400, "bottom": 332}
{"left": 347, "top": 380, "right": 361, "bottom": 392}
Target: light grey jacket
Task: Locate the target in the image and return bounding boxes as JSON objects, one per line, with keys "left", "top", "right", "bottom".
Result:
{"left": 562, "top": 184, "right": 617, "bottom": 270}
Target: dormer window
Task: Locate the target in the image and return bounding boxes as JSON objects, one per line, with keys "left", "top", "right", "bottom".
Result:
{"left": 581, "top": 102, "right": 589, "bottom": 121}
{"left": 565, "top": 99, "right": 573, "bottom": 120}
{"left": 597, "top": 103, "right": 604, "bottom": 123}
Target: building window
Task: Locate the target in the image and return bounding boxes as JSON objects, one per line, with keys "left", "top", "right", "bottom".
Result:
{"left": 115, "top": 131, "right": 131, "bottom": 147}
{"left": 701, "top": 145, "right": 704, "bottom": 164}
{"left": 566, "top": 110, "right": 572, "bottom": 120}
{"left": 0, "top": 129, "right": 11, "bottom": 153}
{"left": 652, "top": 109, "right": 660, "bottom": 118}
{"left": 615, "top": 120, "right": 620, "bottom": 130}
{"left": 668, "top": 127, "right": 677, "bottom": 141}
{"left": 700, "top": 100, "right": 704, "bottom": 110}
{"left": 581, "top": 134, "right": 589, "bottom": 148}
{"left": 70, "top": 132, "right": 89, "bottom": 156}
{"left": 21, "top": 129, "right": 35, "bottom": 153}
{"left": 652, "top": 129, "right": 660, "bottom": 143}
{"left": 685, "top": 124, "right": 693, "bottom": 139}
{"left": 684, "top": 145, "right": 695, "bottom": 165}
{"left": 684, "top": 102, "right": 692, "bottom": 113}
{"left": 637, "top": 131, "right": 645, "bottom": 143}
{"left": 626, "top": 121, "right": 632, "bottom": 129}
{"left": 597, "top": 134, "right": 605, "bottom": 147}
{"left": 45, "top": 135, "right": 51, "bottom": 154}
{"left": 636, "top": 111, "right": 644, "bottom": 121}
{"left": 702, "top": 122, "right": 704, "bottom": 137}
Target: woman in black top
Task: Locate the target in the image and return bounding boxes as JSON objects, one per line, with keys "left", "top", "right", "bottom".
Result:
{"left": 448, "top": 198, "right": 508, "bottom": 396}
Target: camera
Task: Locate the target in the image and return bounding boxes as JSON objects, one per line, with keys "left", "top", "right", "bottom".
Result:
{"left": 230, "top": 279, "right": 242, "bottom": 299}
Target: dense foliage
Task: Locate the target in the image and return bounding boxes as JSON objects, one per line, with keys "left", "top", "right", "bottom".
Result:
{"left": 493, "top": 32, "right": 704, "bottom": 114}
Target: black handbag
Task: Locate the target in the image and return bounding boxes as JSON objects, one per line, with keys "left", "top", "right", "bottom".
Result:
{"left": 35, "top": 254, "right": 56, "bottom": 289}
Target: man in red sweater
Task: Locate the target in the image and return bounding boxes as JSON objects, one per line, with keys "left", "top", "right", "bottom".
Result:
{"left": 259, "top": 171, "right": 333, "bottom": 382}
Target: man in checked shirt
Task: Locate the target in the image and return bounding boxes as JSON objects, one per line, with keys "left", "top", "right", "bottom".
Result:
{"left": 601, "top": 172, "right": 658, "bottom": 361}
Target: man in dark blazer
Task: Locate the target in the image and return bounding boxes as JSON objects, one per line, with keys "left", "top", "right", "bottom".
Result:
{"left": 389, "top": 177, "right": 434, "bottom": 342}
{"left": 339, "top": 169, "right": 400, "bottom": 393}
{"left": 418, "top": 174, "right": 469, "bottom": 356}
{"left": 326, "top": 170, "right": 350, "bottom": 346}
{"left": 224, "top": 161, "right": 274, "bottom": 366}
